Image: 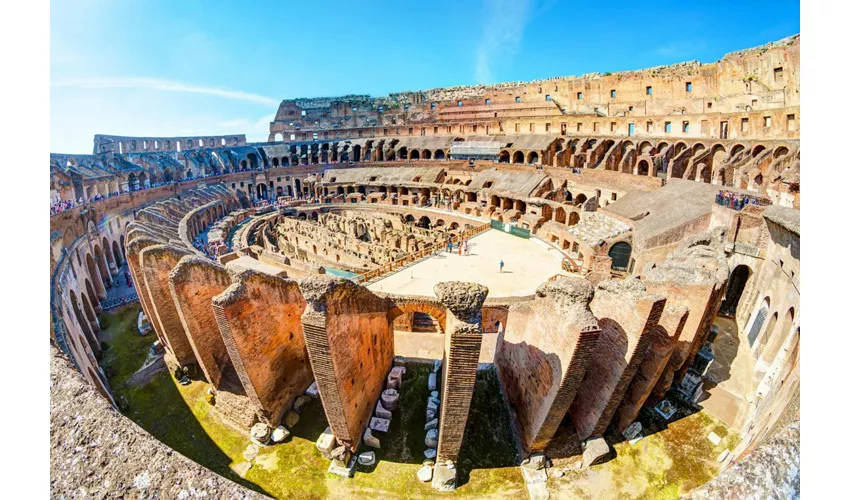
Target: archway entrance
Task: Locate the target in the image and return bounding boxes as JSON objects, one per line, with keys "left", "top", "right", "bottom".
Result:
{"left": 719, "top": 265, "right": 752, "bottom": 317}
{"left": 608, "top": 242, "right": 632, "bottom": 272}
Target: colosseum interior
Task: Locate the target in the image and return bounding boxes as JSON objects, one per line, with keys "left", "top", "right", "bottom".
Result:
{"left": 50, "top": 34, "right": 800, "bottom": 498}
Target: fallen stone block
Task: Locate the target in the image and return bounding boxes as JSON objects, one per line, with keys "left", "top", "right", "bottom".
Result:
{"left": 521, "top": 464, "right": 548, "bottom": 485}
{"left": 370, "top": 417, "right": 390, "bottom": 433}
{"left": 381, "top": 388, "right": 399, "bottom": 411}
{"left": 425, "top": 428, "right": 439, "bottom": 448}
{"left": 526, "top": 482, "right": 550, "bottom": 500}
{"left": 331, "top": 445, "right": 350, "bottom": 465}
{"left": 424, "top": 448, "right": 437, "bottom": 460}
{"left": 426, "top": 408, "right": 437, "bottom": 421}
{"left": 417, "top": 464, "right": 433, "bottom": 482}
{"left": 522, "top": 453, "right": 547, "bottom": 471}
{"left": 582, "top": 437, "right": 610, "bottom": 468}
{"left": 363, "top": 427, "right": 381, "bottom": 449}
{"left": 232, "top": 461, "right": 251, "bottom": 478}
{"left": 271, "top": 426, "right": 290, "bottom": 443}
{"left": 431, "top": 391, "right": 439, "bottom": 399}
{"left": 316, "top": 427, "right": 336, "bottom": 458}
{"left": 243, "top": 443, "right": 259, "bottom": 461}
{"left": 250, "top": 423, "right": 271, "bottom": 446}
{"left": 387, "top": 374, "right": 401, "bottom": 390}
{"left": 328, "top": 457, "right": 356, "bottom": 478}
{"left": 428, "top": 373, "right": 437, "bottom": 391}
{"left": 431, "top": 463, "right": 457, "bottom": 492}
{"left": 708, "top": 431, "right": 721, "bottom": 446}
{"left": 424, "top": 418, "right": 439, "bottom": 431}
{"left": 623, "top": 421, "right": 642, "bottom": 441}
{"left": 375, "top": 400, "right": 392, "bottom": 419}
{"left": 427, "top": 398, "right": 439, "bottom": 412}
{"left": 283, "top": 410, "right": 300, "bottom": 429}
{"left": 429, "top": 395, "right": 440, "bottom": 406}
{"left": 358, "top": 451, "right": 376, "bottom": 466}
{"left": 433, "top": 359, "right": 442, "bottom": 373}
{"left": 305, "top": 380, "right": 319, "bottom": 398}
{"left": 293, "top": 395, "right": 312, "bottom": 414}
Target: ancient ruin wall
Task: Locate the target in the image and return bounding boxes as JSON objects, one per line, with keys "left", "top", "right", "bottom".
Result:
{"left": 168, "top": 256, "right": 233, "bottom": 388}
{"left": 212, "top": 268, "right": 311, "bottom": 426}
{"left": 495, "top": 278, "right": 600, "bottom": 453}
{"left": 299, "top": 276, "right": 393, "bottom": 452}
{"left": 569, "top": 278, "right": 666, "bottom": 440}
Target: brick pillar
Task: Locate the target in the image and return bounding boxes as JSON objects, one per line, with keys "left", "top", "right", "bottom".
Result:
{"left": 212, "top": 268, "right": 310, "bottom": 426}
{"left": 169, "top": 256, "right": 233, "bottom": 389}
{"left": 139, "top": 244, "right": 196, "bottom": 367}
{"left": 299, "top": 276, "right": 392, "bottom": 453}
{"left": 494, "top": 277, "right": 600, "bottom": 455}
{"left": 615, "top": 305, "right": 689, "bottom": 433}
{"left": 569, "top": 278, "right": 665, "bottom": 440}
{"left": 434, "top": 282, "right": 488, "bottom": 464}
{"left": 126, "top": 234, "right": 167, "bottom": 349}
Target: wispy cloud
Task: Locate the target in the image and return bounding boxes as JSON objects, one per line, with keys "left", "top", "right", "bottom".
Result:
{"left": 50, "top": 77, "right": 279, "bottom": 106}
{"left": 475, "top": 0, "right": 536, "bottom": 83}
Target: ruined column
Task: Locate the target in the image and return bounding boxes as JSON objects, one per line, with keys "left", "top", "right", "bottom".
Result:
{"left": 495, "top": 277, "right": 600, "bottom": 454}
{"left": 614, "top": 305, "right": 689, "bottom": 433}
{"left": 139, "top": 244, "right": 196, "bottom": 367}
{"left": 432, "top": 282, "right": 488, "bottom": 490}
{"left": 299, "top": 276, "right": 392, "bottom": 453}
{"left": 168, "top": 255, "right": 233, "bottom": 389}
{"left": 569, "top": 278, "right": 666, "bottom": 440}
{"left": 212, "top": 267, "right": 311, "bottom": 426}
{"left": 126, "top": 231, "right": 168, "bottom": 347}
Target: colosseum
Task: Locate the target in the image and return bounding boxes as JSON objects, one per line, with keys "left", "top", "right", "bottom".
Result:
{"left": 50, "top": 35, "right": 800, "bottom": 498}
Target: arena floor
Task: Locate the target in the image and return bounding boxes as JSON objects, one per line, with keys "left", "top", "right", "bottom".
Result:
{"left": 367, "top": 229, "right": 565, "bottom": 298}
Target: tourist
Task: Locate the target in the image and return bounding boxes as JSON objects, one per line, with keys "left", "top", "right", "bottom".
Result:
{"left": 499, "top": 260, "right": 504, "bottom": 273}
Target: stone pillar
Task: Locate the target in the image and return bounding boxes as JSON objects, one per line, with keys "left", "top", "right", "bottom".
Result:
{"left": 169, "top": 256, "right": 233, "bottom": 389}
{"left": 299, "top": 276, "right": 392, "bottom": 453}
{"left": 126, "top": 234, "right": 168, "bottom": 348}
{"left": 212, "top": 267, "right": 311, "bottom": 426}
{"left": 615, "top": 305, "right": 689, "bottom": 433}
{"left": 139, "top": 244, "right": 196, "bottom": 367}
{"left": 495, "top": 277, "right": 600, "bottom": 454}
{"left": 434, "top": 282, "right": 488, "bottom": 469}
{"left": 569, "top": 278, "right": 666, "bottom": 440}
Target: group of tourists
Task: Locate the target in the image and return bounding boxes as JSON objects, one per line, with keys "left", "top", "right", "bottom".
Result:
{"left": 715, "top": 190, "right": 766, "bottom": 211}
{"left": 445, "top": 237, "right": 470, "bottom": 256}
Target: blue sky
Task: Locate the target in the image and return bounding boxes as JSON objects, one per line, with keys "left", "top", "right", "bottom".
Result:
{"left": 50, "top": 0, "right": 800, "bottom": 153}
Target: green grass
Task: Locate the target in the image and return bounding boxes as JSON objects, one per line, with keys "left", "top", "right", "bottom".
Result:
{"left": 97, "top": 303, "right": 155, "bottom": 389}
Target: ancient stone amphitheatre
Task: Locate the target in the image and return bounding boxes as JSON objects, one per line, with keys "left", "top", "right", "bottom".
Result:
{"left": 50, "top": 34, "right": 800, "bottom": 498}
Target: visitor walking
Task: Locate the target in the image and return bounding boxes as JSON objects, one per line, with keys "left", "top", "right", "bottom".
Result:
{"left": 499, "top": 260, "right": 504, "bottom": 273}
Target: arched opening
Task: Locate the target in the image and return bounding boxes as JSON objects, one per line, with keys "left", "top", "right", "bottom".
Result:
{"left": 353, "top": 145, "right": 362, "bottom": 162}
{"left": 757, "top": 312, "right": 779, "bottom": 357}
{"left": 69, "top": 290, "right": 98, "bottom": 355}
{"left": 608, "top": 242, "right": 632, "bottom": 271}
{"left": 410, "top": 149, "right": 420, "bottom": 160}
{"left": 574, "top": 194, "right": 587, "bottom": 206}
{"left": 499, "top": 150, "right": 510, "bottom": 163}
{"left": 555, "top": 207, "right": 566, "bottom": 224}
{"left": 763, "top": 307, "right": 795, "bottom": 365}
{"left": 747, "top": 297, "right": 771, "bottom": 347}
{"left": 528, "top": 152, "right": 539, "bottom": 164}
{"left": 418, "top": 216, "right": 431, "bottom": 229}
{"left": 119, "top": 235, "right": 126, "bottom": 261}
{"left": 568, "top": 212, "right": 580, "bottom": 226}
{"left": 102, "top": 237, "right": 116, "bottom": 270}
{"left": 434, "top": 149, "right": 445, "bottom": 160}
{"left": 86, "top": 367, "right": 111, "bottom": 401}
{"left": 86, "top": 253, "right": 106, "bottom": 299}
{"left": 719, "top": 265, "right": 752, "bottom": 317}
{"left": 111, "top": 240, "right": 123, "bottom": 267}
{"left": 637, "top": 159, "right": 650, "bottom": 176}
{"left": 752, "top": 145, "right": 766, "bottom": 158}
{"left": 513, "top": 151, "right": 525, "bottom": 164}
{"left": 422, "top": 149, "right": 432, "bottom": 159}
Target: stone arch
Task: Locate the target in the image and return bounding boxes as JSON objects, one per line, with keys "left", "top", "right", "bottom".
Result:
{"left": 387, "top": 301, "right": 447, "bottom": 333}
{"left": 574, "top": 193, "right": 587, "bottom": 205}
{"left": 608, "top": 242, "right": 632, "bottom": 271}
{"left": 746, "top": 296, "right": 771, "bottom": 347}
{"left": 86, "top": 253, "right": 106, "bottom": 300}
{"left": 731, "top": 144, "right": 746, "bottom": 157}
{"left": 637, "top": 159, "right": 650, "bottom": 176}
{"left": 528, "top": 151, "right": 540, "bottom": 164}
{"left": 111, "top": 239, "right": 123, "bottom": 267}
{"left": 762, "top": 307, "right": 795, "bottom": 365}
{"left": 568, "top": 212, "right": 580, "bottom": 226}
{"left": 555, "top": 207, "right": 567, "bottom": 224}
{"left": 410, "top": 149, "right": 420, "bottom": 160}
{"left": 499, "top": 150, "right": 510, "bottom": 163}
{"left": 693, "top": 142, "right": 706, "bottom": 155}
{"left": 773, "top": 146, "right": 789, "bottom": 159}
{"left": 93, "top": 245, "right": 111, "bottom": 287}
{"left": 119, "top": 235, "right": 126, "bottom": 261}
{"left": 80, "top": 292, "right": 100, "bottom": 332}
{"left": 86, "top": 366, "right": 111, "bottom": 402}
{"left": 720, "top": 264, "right": 752, "bottom": 317}
{"left": 69, "top": 290, "right": 98, "bottom": 354}
{"left": 638, "top": 141, "right": 653, "bottom": 155}
{"left": 434, "top": 149, "right": 445, "bottom": 160}
{"left": 513, "top": 151, "right": 525, "bottom": 164}
{"left": 752, "top": 144, "right": 766, "bottom": 157}
{"left": 102, "top": 237, "right": 116, "bottom": 270}
{"left": 422, "top": 149, "right": 432, "bottom": 159}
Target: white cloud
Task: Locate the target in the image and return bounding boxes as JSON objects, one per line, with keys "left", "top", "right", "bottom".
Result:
{"left": 50, "top": 77, "right": 279, "bottom": 107}
{"left": 475, "top": 0, "right": 536, "bottom": 83}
